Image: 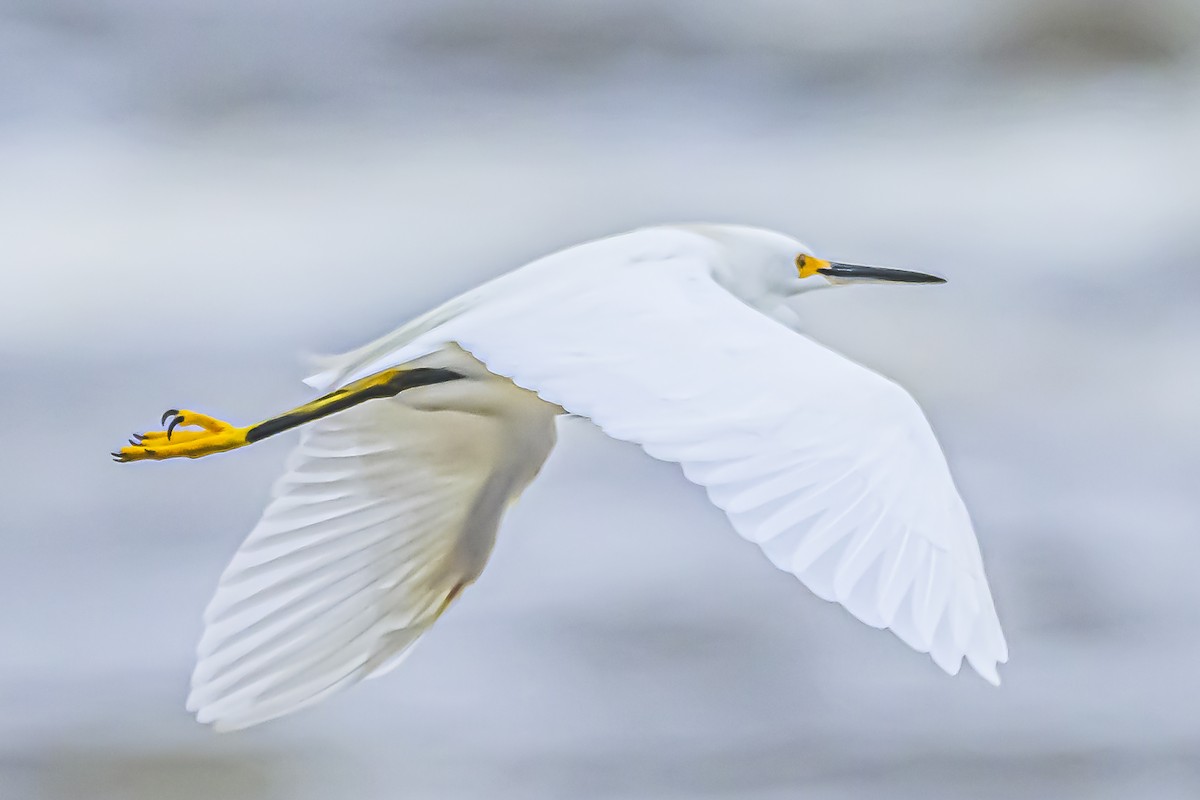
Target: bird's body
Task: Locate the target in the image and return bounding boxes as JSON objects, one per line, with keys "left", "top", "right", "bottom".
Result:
{"left": 116, "top": 224, "right": 1007, "bottom": 731}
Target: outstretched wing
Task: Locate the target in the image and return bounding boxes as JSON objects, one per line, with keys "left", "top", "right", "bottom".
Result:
{"left": 418, "top": 248, "right": 1008, "bottom": 683}
{"left": 189, "top": 393, "right": 514, "bottom": 731}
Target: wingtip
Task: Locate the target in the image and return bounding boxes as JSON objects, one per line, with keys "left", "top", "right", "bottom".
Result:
{"left": 930, "top": 648, "right": 963, "bottom": 677}
{"left": 190, "top": 698, "right": 256, "bottom": 733}
{"left": 208, "top": 717, "right": 246, "bottom": 734}
{"left": 968, "top": 655, "right": 1002, "bottom": 686}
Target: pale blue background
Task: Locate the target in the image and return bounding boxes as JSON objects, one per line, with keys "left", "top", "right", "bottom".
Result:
{"left": 2, "top": 2, "right": 1198, "bottom": 797}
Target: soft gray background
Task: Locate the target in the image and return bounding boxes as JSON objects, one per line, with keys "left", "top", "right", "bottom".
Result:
{"left": 2, "top": 1, "right": 1199, "bottom": 798}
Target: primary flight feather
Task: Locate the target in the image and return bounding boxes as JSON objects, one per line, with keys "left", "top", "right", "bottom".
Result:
{"left": 114, "top": 223, "right": 1007, "bottom": 731}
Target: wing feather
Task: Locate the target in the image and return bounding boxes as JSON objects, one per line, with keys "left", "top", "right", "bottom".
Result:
{"left": 308, "top": 227, "right": 1007, "bottom": 682}
{"left": 189, "top": 393, "right": 510, "bottom": 730}
{"left": 380, "top": 232, "right": 1009, "bottom": 682}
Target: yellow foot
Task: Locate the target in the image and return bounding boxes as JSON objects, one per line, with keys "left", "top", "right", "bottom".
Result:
{"left": 114, "top": 409, "right": 250, "bottom": 462}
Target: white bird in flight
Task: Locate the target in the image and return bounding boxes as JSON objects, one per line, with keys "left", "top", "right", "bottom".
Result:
{"left": 114, "top": 224, "right": 1006, "bottom": 731}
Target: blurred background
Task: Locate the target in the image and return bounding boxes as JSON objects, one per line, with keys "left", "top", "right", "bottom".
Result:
{"left": 2, "top": 1, "right": 1198, "bottom": 797}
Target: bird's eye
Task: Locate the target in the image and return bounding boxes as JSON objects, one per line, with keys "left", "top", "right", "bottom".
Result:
{"left": 796, "top": 254, "right": 818, "bottom": 278}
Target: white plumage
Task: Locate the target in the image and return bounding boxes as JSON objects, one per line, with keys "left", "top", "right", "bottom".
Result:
{"left": 189, "top": 224, "right": 1007, "bottom": 730}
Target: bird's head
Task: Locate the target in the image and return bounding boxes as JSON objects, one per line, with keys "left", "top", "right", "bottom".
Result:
{"left": 688, "top": 225, "right": 945, "bottom": 300}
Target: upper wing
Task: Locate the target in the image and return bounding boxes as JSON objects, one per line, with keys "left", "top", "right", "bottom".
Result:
{"left": 424, "top": 252, "right": 1008, "bottom": 683}
{"left": 188, "top": 393, "right": 512, "bottom": 730}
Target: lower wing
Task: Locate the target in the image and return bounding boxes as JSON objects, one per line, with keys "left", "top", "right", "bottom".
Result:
{"left": 188, "top": 390, "right": 512, "bottom": 730}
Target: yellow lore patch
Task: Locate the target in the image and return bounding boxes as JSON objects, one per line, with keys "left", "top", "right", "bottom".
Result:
{"left": 796, "top": 253, "right": 831, "bottom": 279}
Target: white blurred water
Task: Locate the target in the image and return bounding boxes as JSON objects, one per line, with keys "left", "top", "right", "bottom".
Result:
{"left": 2, "top": 2, "right": 1199, "bottom": 798}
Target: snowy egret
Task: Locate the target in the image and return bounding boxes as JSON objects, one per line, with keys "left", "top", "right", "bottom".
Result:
{"left": 114, "top": 224, "right": 1006, "bottom": 730}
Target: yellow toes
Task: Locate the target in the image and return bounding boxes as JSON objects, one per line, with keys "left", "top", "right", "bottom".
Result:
{"left": 114, "top": 408, "right": 250, "bottom": 463}
{"left": 166, "top": 409, "right": 232, "bottom": 433}
{"left": 134, "top": 429, "right": 209, "bottom": 444}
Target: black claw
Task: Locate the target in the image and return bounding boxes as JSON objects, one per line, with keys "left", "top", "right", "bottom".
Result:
{"left": 127, "top": 438, "right": 139, "bottom": 446}
{"left": 131, "top": 432, "right": 144, "bottom": 442}
{"left": 166, "top": 414, "right": 184, "bottom": 441}
{"left": 161, "top": 409, "right": 179, "bottom": 427}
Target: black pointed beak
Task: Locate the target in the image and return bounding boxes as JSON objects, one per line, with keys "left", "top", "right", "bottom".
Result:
{"left": 817, "top": 263, "right": 946, "bottom": 284}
